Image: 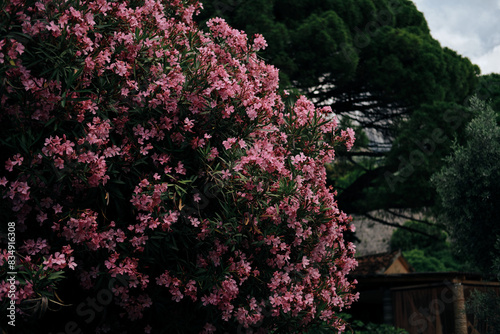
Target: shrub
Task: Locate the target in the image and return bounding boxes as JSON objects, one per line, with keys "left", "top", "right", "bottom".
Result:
{"left": 390, "top": 221, "right": 463, "bottom": 272}
{"left": 466, "top": 289, "right": 500, "bottom": 334}
{"left": 0, "top": 0, "right": 357, "bottom": 333}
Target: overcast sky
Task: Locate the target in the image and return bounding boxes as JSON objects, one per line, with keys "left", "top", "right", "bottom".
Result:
{"left": 412, "top": 0, "right": 500, "bottom": 75}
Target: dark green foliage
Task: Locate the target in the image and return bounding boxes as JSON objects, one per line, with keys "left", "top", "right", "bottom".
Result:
{"left": 466, "top": 289, "right": 500, "bottom": 334}
{"left": 390, "top": 221, "right": 464, "bottom": 272}
{"left": 432, "top": 97, "right": 500, "bottom": 274}
{"left": 402, "top": 249, "right": 464, "bottom": 272}
{"left": 383, "top": 102, "right": 472, "bottom": 210}
{"left": 494, "top": 238, "right": 500, "bottom": 280}
{"left": 317, "top": 314, "right": 409, "bottom": 334}
{"left": 198, "top": 0, "right": 478, "bottom": 123}
{"left": 431, "top": 95, "right": 500, "bottom": 334}
{"left": 352, "top": 322, "right": 409, "bottom": 334}
{"left": 198, "top": 0, "right": 479, "bottom": 218}
{"left": 390, "top": 221, "right": 447, "bottom": 252}
{"left": 348, "top": 317, "right": 409, "bottom": 334}
{"left": 476, "top": 73, "right": 500, "bottom": 113}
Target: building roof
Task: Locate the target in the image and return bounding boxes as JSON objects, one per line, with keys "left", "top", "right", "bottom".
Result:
{"left": 352, "top": 250, "right": 413, "bottom": 276}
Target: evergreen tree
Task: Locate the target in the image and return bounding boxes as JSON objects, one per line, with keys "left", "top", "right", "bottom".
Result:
{"left": 432, "top": 97, "right": 500, "bottom": 274}
{"left": 199, "top": 0, "right": 480, "bottom": 223}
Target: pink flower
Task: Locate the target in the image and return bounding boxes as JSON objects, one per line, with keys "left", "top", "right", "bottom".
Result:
{"left": 190, "top": 217, "right": 200, "bottom": 227}
{"left": 183, "top": 117, "right": 195, "bottom": 132}
{"left": 301, "top": 256, "right": 310, "bottom": 268}
{"left": 5, "top": 159, "right": 15, "bottom": 172}
{"left": 36, "top": 212, "right": 47, "bottom": 224}
{"left": 207, "top": 147, "right": 219, "bottom": 161}
{"left": 61, "top": 245, "right": 73, "bottom": 255}
{"left": 252, "top": 34, "right": 268, "bottom": 51}
{"left": 112, "top": 60, "right": 129, "bottom": 76}
{"left": 341, "top": 128, "right": 356, "bottom": 151}
{"left": 222, "top": 137, "right": 237, "bottom": 150}
{"left": 7, "top": 40, "right": 24, "bottom": 59}
{"left": 0, "top": 2, "right": 359, "bottom": 329}
{"left": 223, "top": 105, "right": 234, "bottom": 118}
{"left": 46, "top": 21, "right": 61, "bottom": 37}
{"left": 175, "top": 161, "right": 186, "bottom": 175}
{"left": 202, "top": 323, "right": 216, "bottom": 334}
{"left": 5, "top": 154, "right": 23, "bottom": 171}
{"left": 20, "top": 238, "right": 50, "bottom": 256}
{"left": 67, "top": 256, "right": 77, "bottom": 270}
{"left": 52, "top": 203, "right": 63, "bottom": 214}
{"left": 246, "top": 107, "right": 258, "bottom": 120}
{"left": 54, "top": 157, "right": 65, "bottom": 169}
{"left": 42, "top": 252, "right": 68, "bottom": 270}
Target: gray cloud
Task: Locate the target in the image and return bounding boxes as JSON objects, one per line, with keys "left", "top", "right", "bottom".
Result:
{"left": 412, "top": 0, "right": 500, "bottom": 74}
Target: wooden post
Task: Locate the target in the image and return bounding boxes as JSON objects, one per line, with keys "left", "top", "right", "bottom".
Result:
{"left": 453, "top": 282, "right": 467, "bottom": 334}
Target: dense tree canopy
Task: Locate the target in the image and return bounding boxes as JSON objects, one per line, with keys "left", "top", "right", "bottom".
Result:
{"left": 198, "top": 0, "right": 480, "bottom": 228}
{"left": 476, "top": 73, "right": 500, "bottom": 112}
{"left": 199, "top": 0, "right": 478, "bottom": 134}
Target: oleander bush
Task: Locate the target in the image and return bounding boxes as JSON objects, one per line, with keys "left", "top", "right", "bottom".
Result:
{"left": 0, "top": 0, "right": 357, "bottom": 332}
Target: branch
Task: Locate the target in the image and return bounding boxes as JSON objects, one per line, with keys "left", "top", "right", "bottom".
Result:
{"left": 384, "top": 209, "right": 436, "bottom": 227}
{"left": 341, "top": 151, "right": 387, "bottom": 157}
{"left": 334, "top": 166, "right": 386, "bottom": 213}
{"left": 384, "top": 209, "right": 449, "bottom": 232}
{"left": 361, "top": 212, "right": 441, "bottom": 240}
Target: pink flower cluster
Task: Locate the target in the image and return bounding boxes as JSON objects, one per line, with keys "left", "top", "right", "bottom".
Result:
{"left": 43, "top": 247, "right": 77, "bottom": 271}
{"left": 61, "top": 210, "right": 126, "bottom": 252}
{"left": 156, "top": 270, "right": 198, "bottom": 303}
{"left": 0, "top": 0, "right": 357, "bottom": 332}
